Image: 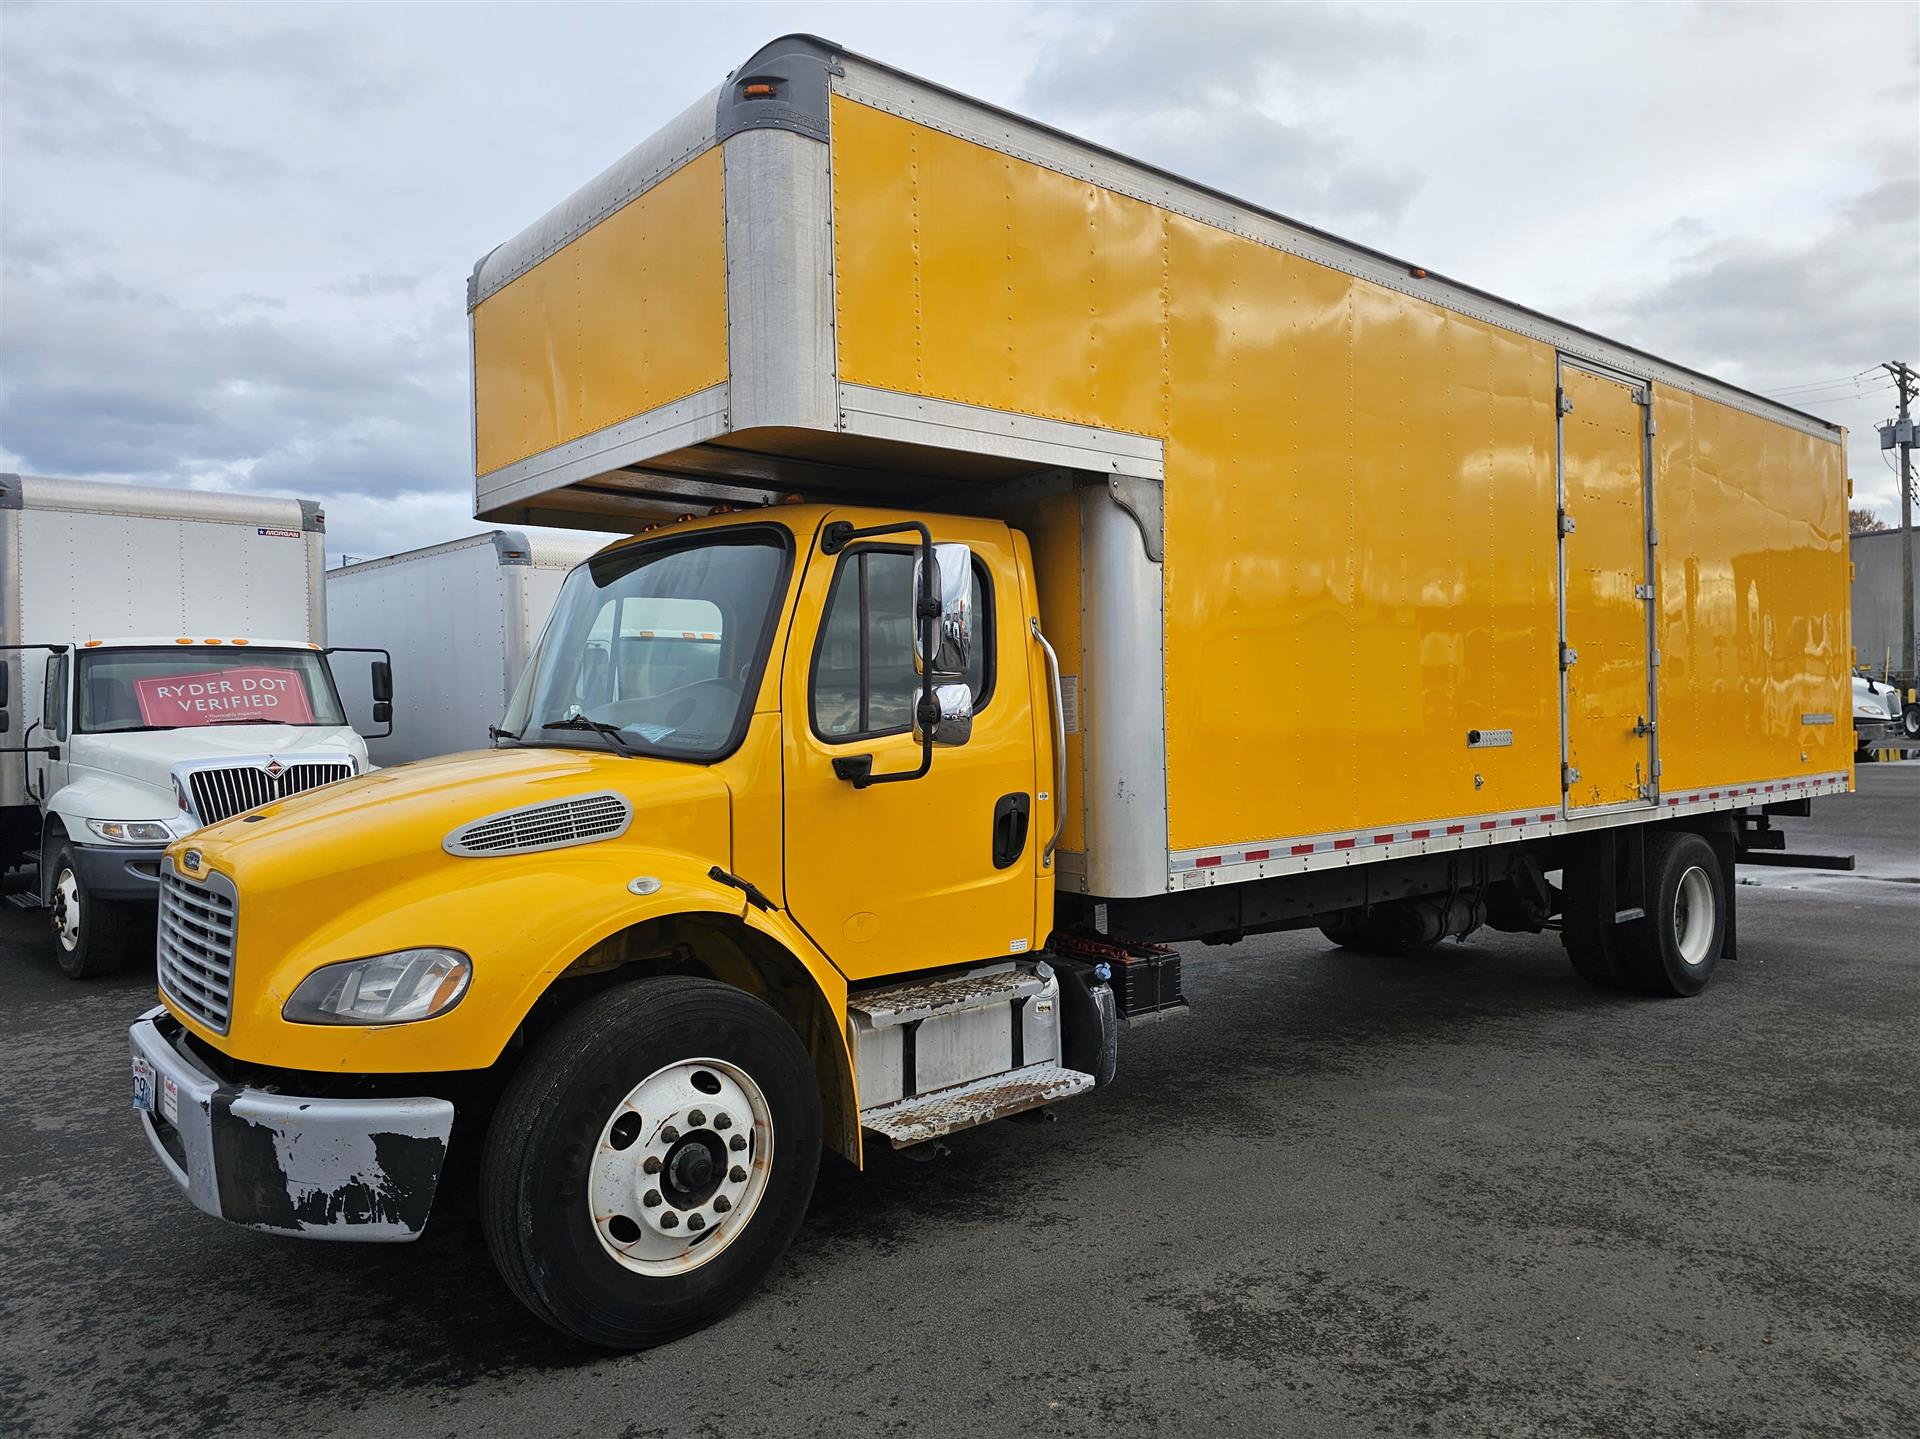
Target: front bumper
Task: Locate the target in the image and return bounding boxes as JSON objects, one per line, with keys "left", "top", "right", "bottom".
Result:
{"left": 129, "top": 1006, "right": 455, "bottom": 1242}
{"left": 71, "top": 842, "right": 166, "bottom": 902}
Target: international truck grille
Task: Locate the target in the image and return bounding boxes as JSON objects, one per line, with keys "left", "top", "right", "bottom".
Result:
{"left": 158, "top": 867, "right": 237, "bottom": 1035}
{"left": 188, "top": 762, "right": 352, "bottom": 825}
{"left": 444, "top": 791, "right": 633, "bottom": 857}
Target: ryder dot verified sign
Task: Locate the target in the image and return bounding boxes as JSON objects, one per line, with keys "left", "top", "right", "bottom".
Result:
{"left": 134, "top": 668, "right": 315, "bottom": 727}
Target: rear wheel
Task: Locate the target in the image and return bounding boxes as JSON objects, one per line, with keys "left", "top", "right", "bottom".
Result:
{"left": 1625, "top": 831, "right": 1726, "bottom": 997}
{"left": 1563, "top": 830, "right": 1725, "bottom": 997}
{"left": 46, "top": 839, "right": 138, "bottom": 979}
{"left": 480, "top": 976, "right": 821, "bottom": 1349}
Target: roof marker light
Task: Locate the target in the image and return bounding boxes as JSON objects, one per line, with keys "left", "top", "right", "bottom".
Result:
{"left": 743, "top": 81, "right": 778, "bottom": 99}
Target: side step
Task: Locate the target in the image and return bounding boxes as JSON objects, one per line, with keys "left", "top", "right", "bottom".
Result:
{"left": 846, "top": 962, "right": 1048, "bottom": 1029}
{"left": 861, "top": 1063, "right": 1094, "bottom": 1149}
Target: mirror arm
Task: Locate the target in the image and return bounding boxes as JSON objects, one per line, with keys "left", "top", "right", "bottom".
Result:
{"left": 822, "top": 519, "right": 938, "bottom": 788}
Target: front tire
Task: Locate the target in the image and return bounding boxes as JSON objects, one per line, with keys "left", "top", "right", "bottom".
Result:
{"left": 480, "top": 976, "right": 822, "bottom": 1349}
{"left": 46, "top": 839, "right": 138, "bottom": 979}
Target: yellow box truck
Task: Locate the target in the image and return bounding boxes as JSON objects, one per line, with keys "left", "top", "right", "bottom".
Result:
{"left": 127, "top": 36, "right": 1852, "bottom": 1348}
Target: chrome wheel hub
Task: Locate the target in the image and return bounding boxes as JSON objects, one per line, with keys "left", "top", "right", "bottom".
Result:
{"left": 1673, "top": 865, "right": 1715, "bottom": 967}
{"left": 51, "top": 868, "right": 81, "bottom": 953}
{"left": 588, "top": 1057, "right": 772, "bottom": 1277}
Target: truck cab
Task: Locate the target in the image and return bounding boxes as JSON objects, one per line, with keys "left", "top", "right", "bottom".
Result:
{"left": 4, "top": 637, "right": 375, "bottom": 976}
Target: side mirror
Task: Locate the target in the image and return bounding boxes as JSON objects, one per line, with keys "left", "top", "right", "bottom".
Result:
{"left": 0, "top": 709, "right": 9, "bottom": 735}
{"left": 371, "top": 660, "right": 394, "bottom": 704}
{"left": 914, "top": 682, "right": 974, "bottom": 748}
{"left": 0, "top": 661, "right": 9, "bottom": 708}
{"left": 913, "top": 543, "right": 974, "bottom": 681}
{"left": 373, "top": 701, "right": 393, "bottom": 725}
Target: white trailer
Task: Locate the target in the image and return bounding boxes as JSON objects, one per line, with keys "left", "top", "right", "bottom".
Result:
{"left": 1, "top": 474, "right": 382, "bottom": 976}
{"left": 325, "top": 530, "right": 600, "bottom": 765}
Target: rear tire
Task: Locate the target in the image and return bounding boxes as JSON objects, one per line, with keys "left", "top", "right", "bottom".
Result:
{"left": 46, "top": 839, "right": 138, "bottom": 979}
{"left": 1622, "top": 831, "right": 1726, "bottom": 997}
{"left": 480, "top": 976, "right": 821, "bottom": 1349}
{"left": 1563, "top": 830, "right": 1726, "bottom": 997}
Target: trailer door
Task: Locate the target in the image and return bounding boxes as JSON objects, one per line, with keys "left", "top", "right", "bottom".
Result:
{"left": 1557, "top": 360, "right": 1658, "bottom": 814}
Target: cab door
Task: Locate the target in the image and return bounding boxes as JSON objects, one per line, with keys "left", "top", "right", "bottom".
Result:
{"left": 782, "top": 510, "right": 1041, "bottom": 982}
{"left": 1558, "top": 360, "right": 1659, "bottom": 814}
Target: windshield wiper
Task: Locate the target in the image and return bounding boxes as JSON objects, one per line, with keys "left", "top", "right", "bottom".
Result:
{"left": 541, "top": 715, "right": 638, "bottom": 756}
{"left": 206, "top": 717, "right": 284, "bottom": 726}
{"left": 488, "top": 725, "right": 519, "bottom": 743}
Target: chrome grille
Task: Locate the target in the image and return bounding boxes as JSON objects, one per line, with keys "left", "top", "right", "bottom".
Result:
{"left": 158, "top": 865, "right": 236, "bottom": 1035}
{"left": 188, "top": 762, "right": 352, "bottom": 825}
{"left": 444, "top": 792, "right": 632, "bottom": 857}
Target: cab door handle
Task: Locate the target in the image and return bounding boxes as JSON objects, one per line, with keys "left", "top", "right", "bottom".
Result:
{"left": 992, "top": 793, "right": 1030, "bottom": 870}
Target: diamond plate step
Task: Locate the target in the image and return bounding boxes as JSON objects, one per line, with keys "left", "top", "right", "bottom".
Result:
{"left": 860, "top": 1062, "right": 1094, "bottom": 1148}
{"left": 847, "top": 962, "right": 1048, "bottom": 1030}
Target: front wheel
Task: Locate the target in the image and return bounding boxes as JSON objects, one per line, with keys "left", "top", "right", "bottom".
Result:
{"left": 480, "top": 976, "right": 822, "bottom": 1349}
{"left": 46, "top": 839, "right": 139, "bottom": 979}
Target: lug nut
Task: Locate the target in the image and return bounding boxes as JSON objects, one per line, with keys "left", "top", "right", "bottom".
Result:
{"left": 728, "top": 1134, "right": 747, "bottom": 1152}
{"left": 714, "top": 1113, "right": 732, "bottom": 1130}
{"left": 660, "top": 1211, "right": 679, "bottom": 1230}
{"left": 643, "top": 1190, "right": 662, "bottom": 1208}
{"left": 662, "top": 1125, "right": 680, "bottom": 1143}
{"left": 687, "top": 1213, "right": 706, "bottom": 1232}
{"left": 688, "top": 1109, "right": 706, "bottom": 1126}
{"left": 642, "top": 1155, "right": 662, "bottom": 1174}
{"left": 713, "top": 1195, "right": 731, "bottom": 1213}
{"left": 729, "top": 1165, "right": 747, "bottom": 1183}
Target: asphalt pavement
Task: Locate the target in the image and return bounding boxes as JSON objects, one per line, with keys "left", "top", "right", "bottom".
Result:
{"left": 3, "top": 767, "right": 1915, "bottom": 1438}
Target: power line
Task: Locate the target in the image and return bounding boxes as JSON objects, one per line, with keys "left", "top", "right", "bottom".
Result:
{"left": 1763, "top": 366, "right": 1881, "bottom": 397}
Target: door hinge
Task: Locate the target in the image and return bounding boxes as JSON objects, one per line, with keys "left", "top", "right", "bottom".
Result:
{"left": 1637, "top": 781, "right": 1655, "bottom": 801}
{"left": 1634, "top": 582, "right": 1656, "bottom": 600}
{"left": 1559, "top": 509, "right": 1577, "bottom": 536}
{"left": 1560, "top": 644, "right": 1579, "bottom": 668}
{"left": 1629, "top": 386, "right": 1650, "bottom": 405}
{"left": 1557, "top": 388, "right": 1574, "bottom": 416}
{"left": 1653, "top": 757, "right": 1663, "bottom": 779}
{"left": 1562, "top": 763, "right": 1580, "bottom": 788}
{"left": 1650, "top": 647, "right": 1661, "bottom": 667}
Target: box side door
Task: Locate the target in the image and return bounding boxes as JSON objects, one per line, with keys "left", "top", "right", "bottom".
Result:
{"left": 1559, "top": 361, "right": 1658, "bottom": 814}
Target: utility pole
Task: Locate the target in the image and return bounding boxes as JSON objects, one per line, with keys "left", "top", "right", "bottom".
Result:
{"left": 1882, "top": 361, "right": 1917, "bottom": 682}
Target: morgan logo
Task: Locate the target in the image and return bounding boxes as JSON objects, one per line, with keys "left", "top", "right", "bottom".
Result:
{"left": 262, "top": 759, "right": 285, "bottom": 779}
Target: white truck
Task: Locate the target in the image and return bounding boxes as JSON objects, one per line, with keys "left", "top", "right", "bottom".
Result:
{"left": 325, "top": 530, "right": 599, "bottom": 765}
{"left": 0, "top": 475, "right": 390, "bottom": 976}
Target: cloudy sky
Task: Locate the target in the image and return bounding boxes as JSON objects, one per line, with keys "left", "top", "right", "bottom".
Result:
{"left": 2, "top": 1, "right": 1915, "bottom": 561}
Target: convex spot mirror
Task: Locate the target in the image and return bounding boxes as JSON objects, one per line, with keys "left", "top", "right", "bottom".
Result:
{"left": 913, "top": 543, "right": 974, "bottom": 682}
{"left": 914, "top": 682, "right": 974, "bottom": 749}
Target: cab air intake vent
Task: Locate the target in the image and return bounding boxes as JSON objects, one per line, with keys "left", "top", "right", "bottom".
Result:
{"left": 444, "top": 791, "right": 633, "bottom": 857}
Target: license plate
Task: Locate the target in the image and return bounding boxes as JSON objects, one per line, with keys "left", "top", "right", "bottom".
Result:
{"left": 131, "top": 1054, "right": 155, "bottom": 1113}
{"left": 161, "top": 1074, "right": 179, "bottom": 1126}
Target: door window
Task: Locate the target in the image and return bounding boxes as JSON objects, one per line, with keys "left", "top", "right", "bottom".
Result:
{"left": 810, "top": 548, "right": 992, "bottom": 741}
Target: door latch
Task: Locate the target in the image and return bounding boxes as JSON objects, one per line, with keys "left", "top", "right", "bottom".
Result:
{"left": 1633, "top": 715, "right": 1656, "bottom": 737}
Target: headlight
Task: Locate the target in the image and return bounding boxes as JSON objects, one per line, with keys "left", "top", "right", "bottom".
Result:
{"left": 85, "top": 819, "right": 173, "bottom": 844}
{"left": 282, "top": 949, "right": 471, "bottom": 1025}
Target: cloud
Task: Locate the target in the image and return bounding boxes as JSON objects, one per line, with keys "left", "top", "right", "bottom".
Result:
{"left": 1018, "top": 1, "right": 1424, "bottom": 228}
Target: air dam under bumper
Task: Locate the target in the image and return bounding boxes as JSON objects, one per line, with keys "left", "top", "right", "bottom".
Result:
{"left": 129, "top": 1006, "right": 455, "bottom": 1242}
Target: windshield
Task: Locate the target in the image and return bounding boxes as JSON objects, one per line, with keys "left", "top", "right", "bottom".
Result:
{"left": 76, "top": 647, "right": 347, "bottom": 733}
{"left": 501, "top": 528, "right": 792, "bottom": 760}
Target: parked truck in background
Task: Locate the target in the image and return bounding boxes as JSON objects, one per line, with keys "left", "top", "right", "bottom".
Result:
{"left": 1, "top": 474, "right": 391, "bottom": 975}
{"left": 1850, "top": 525, "right": 1919, "bottom": 744}
{"left": 125, "top": 37, "right": 1854, "bottom": 1350}
{"left": 326, "top": 530, "right": 599, "bottom": 765}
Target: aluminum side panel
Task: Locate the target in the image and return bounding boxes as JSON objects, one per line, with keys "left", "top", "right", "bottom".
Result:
{"left": 1652, "top": 390, "right": 1853, "bottom": 792}
{"left": 471, "top": 146, "right": 729, "bottom": 480}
